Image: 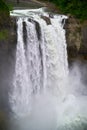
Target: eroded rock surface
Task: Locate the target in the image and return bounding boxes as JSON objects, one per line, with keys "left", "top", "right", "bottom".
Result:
{"left": 65, "top": 16, "right": 87, "bottom": 63}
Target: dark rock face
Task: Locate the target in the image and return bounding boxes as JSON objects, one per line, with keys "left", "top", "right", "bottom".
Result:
{"left": 0, "top": 17, "right": 17, "bottom": 115}
{"left": 65, "top": 16, "right": 87, "bottom": 63}
{"left": 41, "top": 16, "right": 51, "bottom": 25}
{"left": 79, "top": 26, "right": 87, "bottom": 60}
{"left": 34, "top": 20, "right": 41, "bottom": 40}
{"left": 23, "top": 21, "right": 27, "bottom": 44}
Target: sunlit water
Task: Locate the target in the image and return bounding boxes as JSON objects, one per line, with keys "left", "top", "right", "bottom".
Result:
{"left": 9, "top": 8, "right": 87, "bottom": 130}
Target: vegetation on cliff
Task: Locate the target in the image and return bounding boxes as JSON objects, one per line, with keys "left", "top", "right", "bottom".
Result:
{"left": 0, "top": 0, "right": 9, "bottom": 11}
{"left": 0, "top": 0, "right": 10, "bottom": 23}
{"left": 0, "top": 0, "right": 11, "bottom": 40}
{"left": 43, "top": 0, "right": 87, "bottom": 21}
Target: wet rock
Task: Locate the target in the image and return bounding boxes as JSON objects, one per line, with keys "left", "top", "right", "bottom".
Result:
{"left": 34, "top": 20, "right": 41, "bottom": 40}
{"left": 23, "top": 21, "right": 27, "bottom": 44}
{"left": 41, "top": 16, "right": 51, "bottom": 25}
{"left": 28, "top": 18, "right": 41, "bottom": 40}
{"left": 49, "top": 13, "right": 54, "bottom": 18}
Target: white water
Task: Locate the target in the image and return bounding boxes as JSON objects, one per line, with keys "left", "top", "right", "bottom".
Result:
{"left": 10, "top": 8, "right": 87, "bottom": 130}
{"left": 10, "top": 18, "right": 32, "bottom": 116}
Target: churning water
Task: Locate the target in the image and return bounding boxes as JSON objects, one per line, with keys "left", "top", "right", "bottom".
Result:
{"left": 9, "top": 8, "right": 87, "bottom": 130}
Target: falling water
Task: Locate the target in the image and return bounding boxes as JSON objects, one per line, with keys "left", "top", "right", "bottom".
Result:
{"left": 9, "top": 8, "right": 87, "bottom": 130}
{"left": 10, "top": 18, "right": 32, "bottom": 116}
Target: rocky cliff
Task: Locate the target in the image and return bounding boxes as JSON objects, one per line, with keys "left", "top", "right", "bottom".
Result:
{"left": 0, "top": 14, "right": 16, "bottom": 113}
{"left": 65, "top": 16, "right": 87, "bottom": 63}
{"left": 0, "top": 14, "right": 87, "bottom": 65}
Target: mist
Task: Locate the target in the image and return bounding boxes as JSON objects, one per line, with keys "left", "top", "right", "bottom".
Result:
{"left": 9, "top": 62, "right": 87, "bottom": 130}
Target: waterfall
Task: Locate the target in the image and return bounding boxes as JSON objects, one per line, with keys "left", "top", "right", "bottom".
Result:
{"left": 10, "top": 9, "right": 68, "bottom": 117}
{"left": 9, "top": 9, "right": 87, "bottom": 130}
{"left": 10, "top": 18, "right": 32, "bottom": 116}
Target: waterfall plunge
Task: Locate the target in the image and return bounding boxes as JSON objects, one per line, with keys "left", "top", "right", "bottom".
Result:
{"left": 10, "top": 11, "right": 68, "bottom": 115}
{"left": 10, "top": 9, "right": 87, "bottom": 130}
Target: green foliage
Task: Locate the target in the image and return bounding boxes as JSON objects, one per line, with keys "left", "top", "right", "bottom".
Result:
{"left": 0, "top": 0, "right": 9, "bottom": 11}
{"left": 48, "top": 0, "right": 87, "bottom": 20}
{"left": 7, "top": 3, "right": 13, "bottom": 11}
{"left": 0, "top": 0, "right": 13, "bottom": 11}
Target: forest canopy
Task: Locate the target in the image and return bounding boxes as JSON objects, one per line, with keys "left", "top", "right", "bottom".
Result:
{"left": 0, "top": 0, "right": 9, "bottom": 11}
{"left": 47, "top": 0, "right": 87, "bottom": 20}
